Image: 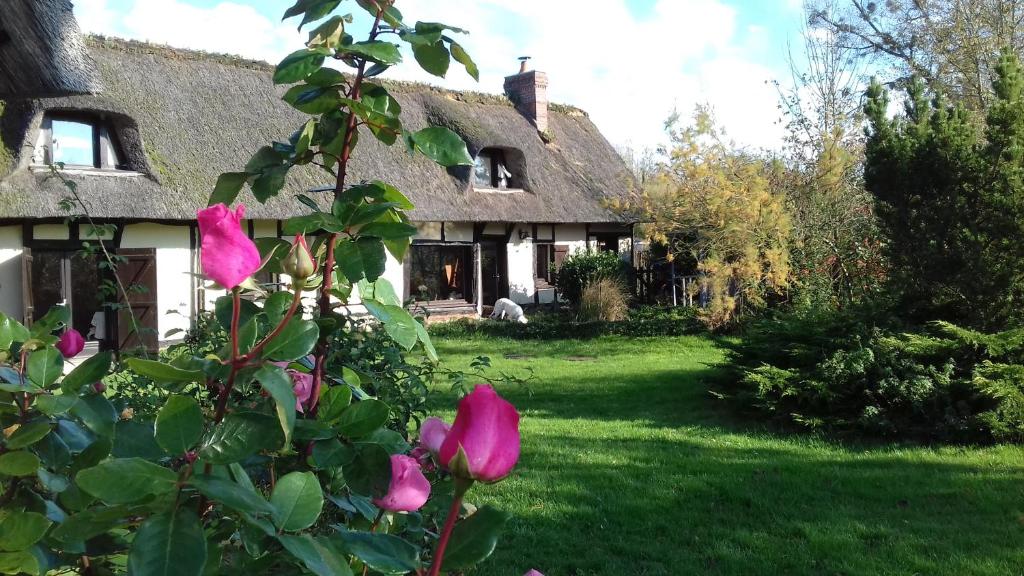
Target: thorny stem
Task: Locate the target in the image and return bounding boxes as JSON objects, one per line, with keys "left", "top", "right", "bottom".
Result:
{"left": 311, "top": 6, "right": 385, "bottom": 416}
{"left": 242, "top": 285, "right": 304, "bottom": 361}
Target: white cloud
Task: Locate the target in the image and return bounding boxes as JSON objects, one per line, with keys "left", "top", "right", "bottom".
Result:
{"left": 73, "top": 0, "right": 792, "bottom": 150}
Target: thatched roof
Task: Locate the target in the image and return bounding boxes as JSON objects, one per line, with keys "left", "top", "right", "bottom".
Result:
{"left": 0, "top": 0, "right": 102, "bottom": 98}
{"left": 0, "top": 35, "right": 635, "bottom": 223}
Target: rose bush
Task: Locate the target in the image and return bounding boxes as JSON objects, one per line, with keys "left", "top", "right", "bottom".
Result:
{"left": 0, "top": 2, "right": 527, "bottom": 574}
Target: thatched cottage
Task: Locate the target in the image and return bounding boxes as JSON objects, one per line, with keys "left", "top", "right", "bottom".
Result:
{"left": 0, "top": 1, "right": 636, "bottom": 351}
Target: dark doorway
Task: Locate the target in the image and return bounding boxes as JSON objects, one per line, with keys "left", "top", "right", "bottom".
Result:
{"left": 115, "top": 249, "right": 159, "bottom": 352}
{"left": 479, "top": 239, "right": 508, "bottom": 306}
{"left": 29, "top": 250, "right": 106, "bottom": 345}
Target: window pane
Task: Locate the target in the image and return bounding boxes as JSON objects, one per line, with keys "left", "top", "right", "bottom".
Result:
{"left": 52, "top": 120, "right": 95, "bottom": 166}
{"left": 409, "top": 245, "right": 471, "bottom": 301}
{"left": 31, "top": 251, "right": 65, "bottom": 324}
{"left": 70, "top": 253, "right": 104, "bottom": 342}
{"left": 474, "top": 153, "right": 493, "bottom": 188}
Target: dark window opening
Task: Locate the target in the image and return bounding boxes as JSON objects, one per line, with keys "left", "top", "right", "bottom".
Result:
{"left": 30, "top": 251, "right": 106, "bottom": 343}
{"left": 535, "top": 243, "right": 555, "bottom": 285}
{"left": 37, "top": 114, "right": 125, "bottom": 170}
{"left": 409, "top": 245, "right": 473, "bottom": 303}
{"left": 595, "top": 234, "right": 620, "bottom": 253}
{"left": 474, "top": 149, "right": 517, "bottom": 189}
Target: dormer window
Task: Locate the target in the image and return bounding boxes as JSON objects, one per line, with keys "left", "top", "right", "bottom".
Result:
{"left": 34, "top": 114, "right": 124, "bottom": 170}
{"left": 474, "top": 148, "right": 522, "bottom": 190}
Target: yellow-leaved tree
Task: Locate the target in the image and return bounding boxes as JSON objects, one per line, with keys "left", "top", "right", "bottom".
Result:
{"left": 614, "top": 107, "right": 793, "bottom": 328}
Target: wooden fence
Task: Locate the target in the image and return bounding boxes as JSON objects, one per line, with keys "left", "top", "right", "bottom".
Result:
{"left": 630, "top": 255, "right": 702, "bottom": 307}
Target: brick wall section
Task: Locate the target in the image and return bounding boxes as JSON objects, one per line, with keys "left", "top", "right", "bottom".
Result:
{"left": 503, "top": 70, "right": 549, "bottom": 133}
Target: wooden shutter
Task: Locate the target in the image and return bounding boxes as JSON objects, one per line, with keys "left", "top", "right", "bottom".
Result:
{"left": 553, "top": 245, "right": 568, "bottom": 270}
{"left": 115, "top": 249, "right": 159, "bottom": 352}
{"left": 21, "top": 247, "right": 32, "bottom": 326}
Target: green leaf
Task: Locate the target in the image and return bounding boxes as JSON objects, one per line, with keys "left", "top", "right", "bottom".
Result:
{"left": 255, "top": 365, "right": 297, "bottom": 445}
{"left": 360, "top": 84, "right": 401, "bottom": 118}
{"left": 363, "top": 302, "right": 418, "bottom": 350}
{"left": 285, "top": 0, "right": 342, "bottom": 30}
{"left": 383, "top": 237, "right": 411, "bottom": 262}
{"left": 252, "top": 165, "right": 291, "bottom": 202}
{"left": 209, "top": 172, "right": 248, "bottom": 207}
{"left": 307, "top": 15, "right": 346, "bottom": 49}
{"left": 412, "top": 42, "right": 450, "bottom": 77}
{"left": 336, "top": 399, "right": 390, "bottom": 438}
{"left": 31, "top": 306, "right": 69, "bottom": 337}
{"left": 5, "top": 421, "right": 50, "bottom": 449}
{"left": 0, "top": 511, "right": 51, "bottom": 552}
{"left": 343, "top": 41, "right": 402, "bottom": 65}
{"left": 75, "top": 458, "right": 178, "bottom": 504}
{"left": 282, "top": 212, "right": 346, "bottom": 235}
{"left": 409, "top": 126, "right": 473, "bottom": 166}
{"left": 263, "top": 318, "right": 319, "bottom": 362}
{"left": 61, "top": 351, "right": 112, "bottom": 393}
{"left": 198, "top": 412, "right": 284, "bottom": 464}
{"left": 0, "top": 314, "right": 30, "bottom": 350}
{"left": 125, "top": 358, "right": 204, "bottom": 385}
{"left": 357, "top": 221, "right": 417, "bottom": 240}
{"left": 317, "top": 385, "right": 352, "bottom": 423}
{"left": 357, "top": 429, "right": 411, "bottom": 455}
{"left": 310, "top": 438, "right": 355, "bottom": 469}
{"left": 344, "top": 443, "right": 391, "bottom": 498}
{"left": 245, "top": 146, "right": 285, "bottom": 173}
{"left": 112, "top": 420, "right": 165, "bottom": 460}
{"left": 34, "top": 394, "right": 78, "bottom": 416}
{"left": 295, "top": 119, "right": 317, "bottom": 157}
{"left": 414, "top": 321, "right": 438, "bottom": 362}
{"left": 283, "top": 85, "right": 343, "bottom": 114}
{"left": 128, "top": 508, "right": 207, "bottom": 576}
{"left": 333, "top": 239, "right": 364, "bottom": 283}
{"left": 274, "top": 48, "right": 329, "bottom": 84}
{"left": 439, "top": 506, "right": 511, "bottom": 571}
{"left": 188, "top": 474, "right": 275, "bottom": 516}
{"left": 0, "top": 451, "right": 38, "bottom": 476}
{"left": 332, "top": 531, "right": 419, "bottom": 575}
{"left": 356, "top": 238, "right": 386, "bottom": 281}
{"left": 155, "top": 395, "right": 204, "bottom": 455}
{"left": 50, "top": 504, "right": 135, "bottom": 543}
{"left": 278, "top": 534, "right": 353, "bottom": 576}
{"left": 27, "top": 348, "right": 63, "bottom": 389}
{"left": 450, "top": 40, "right": 479, "bottom": 80}
{"left": 0, "top": 550, "right": 39, "bottom": 575}
{"left": 270, "top": 471, "right": 324, "bottom": 531}
{"left": 69, "top": 394, "right": 117, "bottom": 438}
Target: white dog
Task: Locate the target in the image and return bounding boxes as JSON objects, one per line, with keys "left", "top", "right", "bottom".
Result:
{"left": 489, "top": 298, "right": 529, "bottom": 324}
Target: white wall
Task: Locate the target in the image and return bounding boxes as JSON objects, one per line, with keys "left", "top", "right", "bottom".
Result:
{"left": 120, "top": 223, "right": 194, "bottom": 341}
{"left": 555, "top": 224, "right": 587, "bottom": 256}
{"left": 507, "top": 224, "right": 535, "bottom": 305}
{"left": 0, "top": 227, "right": 23, "bottom": 321}
{"left": 445, "top": 222, "right": 474, "bottom": 243}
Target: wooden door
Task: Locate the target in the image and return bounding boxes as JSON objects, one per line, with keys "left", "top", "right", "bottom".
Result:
{"left": 479, "top": 239, "right": 509, "bottom": 305}
{"left": 20, "top": 247, "right": 32, "bottom": 325}
{"left": 115, "top": 249, "right": 158, "bottom": 352}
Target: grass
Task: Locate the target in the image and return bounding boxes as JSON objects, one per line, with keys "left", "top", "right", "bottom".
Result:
{"left": 428, "top": 333, "right": 1024, "bottom": 576}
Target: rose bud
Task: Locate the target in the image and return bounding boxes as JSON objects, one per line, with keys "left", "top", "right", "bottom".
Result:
{"left": 92, "top": 382, "right": 106, "bottom": 394}
{"left": 373, "top": 454, "right": 431, "bottom": 512}
{"left": 524, "top": 571, "right": 545, "bottom": 576}
{"left": 197, "top": 203, "right": 261, "bottom": 290}
{"left": 56, "top": 328, "right": 85, "bottom": 358}
{"left": 439, "top": 385, "right": 520, "bottom": 483}
{"left": 419, "top": 417, "right": 450, "bottom": 454}
{"left": 281, "top": 234, "right": 316, "bottom": 280}
{"left": 287, "top": 370, "right": 314, "bottom": 413}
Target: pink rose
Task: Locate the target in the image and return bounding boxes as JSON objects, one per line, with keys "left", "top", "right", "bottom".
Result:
{"left": 419, "top": 417, "right": 450, "bottom": 454}
{"left": 373, "top": 454, "right": 431, "bottom": 512}
{"left": 439, "top": 385, "right": 520, "bottom": 483}
{"left": 56, "top": 328, "right": 85, "bottom": 358}
{"left": 524, "top": 571, "right": 545, "bottom": 576}
{"left": 197, "top": 203, "right": 261, "bottom": 290}
{"left": 288, "top": 370, "right": 313, "bottom": 412}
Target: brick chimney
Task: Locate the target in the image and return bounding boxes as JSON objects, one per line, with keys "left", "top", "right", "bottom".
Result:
{"left": 503, "top": 56, "right": 548, "bottom": 133}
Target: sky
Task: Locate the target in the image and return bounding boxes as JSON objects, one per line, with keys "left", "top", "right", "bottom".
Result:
{"left": 72, "top": 0, "right": 806, "bottom": 152}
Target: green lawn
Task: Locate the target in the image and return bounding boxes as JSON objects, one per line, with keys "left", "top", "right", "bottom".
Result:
{"left": 429, "top": 333, "right": 1024, "bottom": 576}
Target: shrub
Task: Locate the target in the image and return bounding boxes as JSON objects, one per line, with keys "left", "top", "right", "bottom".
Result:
{"left": 578, "top": 277, "right": 629, "bottom": 322}
{"left": 725, "top": 305, "right": 1024, "bottom": 442}
{"left": 555, "top": 249, "right": 627, "bottom": 305}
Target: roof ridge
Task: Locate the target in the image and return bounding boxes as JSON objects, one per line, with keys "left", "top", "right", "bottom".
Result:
{"left": 82, "top": 34, "right": 588, "bottom": 117}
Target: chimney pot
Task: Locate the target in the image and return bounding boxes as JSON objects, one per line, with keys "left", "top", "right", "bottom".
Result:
{"left": 504, "top": 62, "right": 549, "bottom": 134}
